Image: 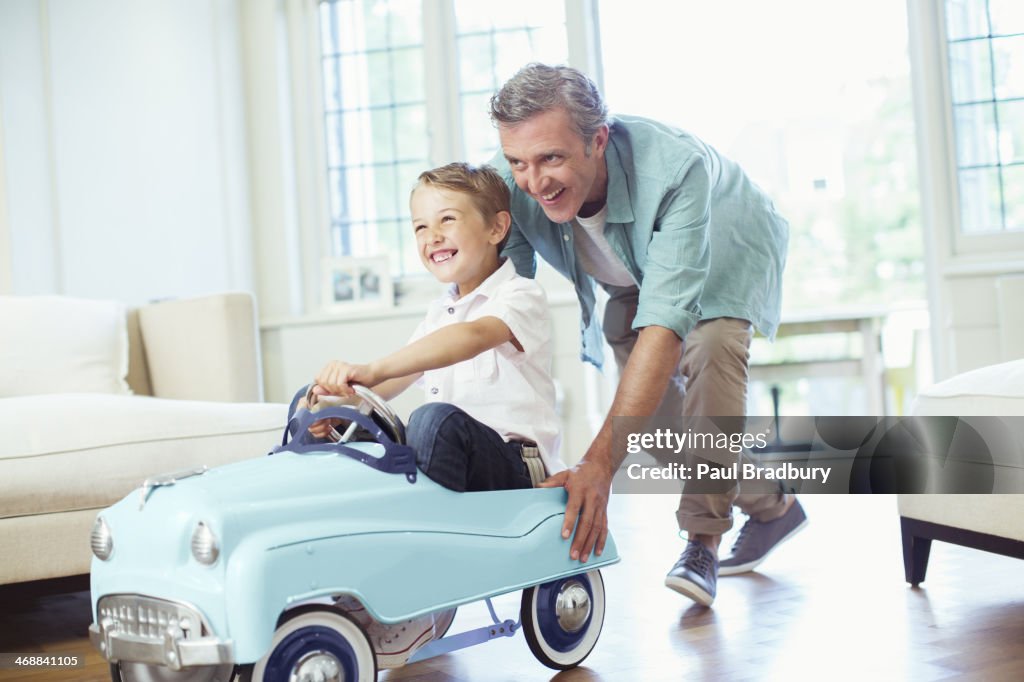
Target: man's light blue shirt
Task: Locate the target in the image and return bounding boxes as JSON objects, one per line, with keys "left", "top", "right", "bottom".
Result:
{"left": 491, "top": 115, "right": 789, "bottom": 369}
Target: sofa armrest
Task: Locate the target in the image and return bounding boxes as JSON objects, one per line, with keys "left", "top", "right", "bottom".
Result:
{"left": 137, "top": 292, "right": 264, "bottom": 402}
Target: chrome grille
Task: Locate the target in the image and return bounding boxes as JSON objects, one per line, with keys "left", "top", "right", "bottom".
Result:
{"left": 97, "top": 595, "right": 210, "bottom": 642}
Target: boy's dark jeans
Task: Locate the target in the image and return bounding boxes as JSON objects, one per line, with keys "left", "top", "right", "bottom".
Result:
{"left": 407, "top": 403, "right": 533, "bottom": 492}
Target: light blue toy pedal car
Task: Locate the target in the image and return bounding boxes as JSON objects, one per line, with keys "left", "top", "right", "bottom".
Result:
{"left": 89, "top": 385, "right": 619, "bottom": 681}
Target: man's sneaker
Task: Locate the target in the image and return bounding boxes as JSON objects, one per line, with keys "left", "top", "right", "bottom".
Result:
{"left": 365, "top": 614, "right": 436, "bottom": 669}
{"left": 664, "top": 539, "right": 719, "bottom": 606}
{"left": 719, "top": 499, "right": 808, "bottom": 576}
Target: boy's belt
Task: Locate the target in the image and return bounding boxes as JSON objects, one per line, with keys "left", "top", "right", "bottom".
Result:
{"left": 516, "top": 440, "right": 546, "bottom": 488}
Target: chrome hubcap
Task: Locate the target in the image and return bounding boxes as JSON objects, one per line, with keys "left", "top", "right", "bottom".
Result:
{"left": 555, "top": 579, "right": 591, "bottom": 633}
{"left": 290, "top": 650, "right": 343, "bottom": 682}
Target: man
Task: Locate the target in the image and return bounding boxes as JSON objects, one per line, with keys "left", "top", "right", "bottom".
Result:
{"left": 488, "top": 63, "right": 807, "bottom": 607}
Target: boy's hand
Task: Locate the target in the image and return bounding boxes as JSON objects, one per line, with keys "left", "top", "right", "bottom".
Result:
{"left": 297, "top": 389, "right": 343, "bottom": 440}
{"left": 309, "top": 417, "right": 342, "bottom": 440}
{"left": 315, "top": 361, "right": 379, "bottom": 397}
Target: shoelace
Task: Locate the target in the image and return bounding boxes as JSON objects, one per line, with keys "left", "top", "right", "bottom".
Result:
{"left": 676, "top": 542, "right": 713, "bottom": 575}
{"left": 730, "top": 519, "right": 755, "bottom": 553}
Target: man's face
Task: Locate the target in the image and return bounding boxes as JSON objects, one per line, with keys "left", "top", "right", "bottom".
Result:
{"left": 498, "top": 107, "right": 609, "bottom": 224}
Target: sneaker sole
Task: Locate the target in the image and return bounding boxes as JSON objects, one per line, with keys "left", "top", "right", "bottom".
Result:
{"left": 718, "top": 517, "right": 809, "bottom": 576}
{"left": 664, "top": 575, "right": 714, "bottom": 607}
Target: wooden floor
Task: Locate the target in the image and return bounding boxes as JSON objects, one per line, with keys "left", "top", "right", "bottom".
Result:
{"left": 2, "top": 495, "right": 1023, "bottom": 681}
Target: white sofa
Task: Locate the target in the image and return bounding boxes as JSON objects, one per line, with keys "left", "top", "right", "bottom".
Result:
{"left": 898, "top": 359, "right": 1024, "bottom": 585}
{"left": 0, "top": 292, "right": 287, "bottom": 586}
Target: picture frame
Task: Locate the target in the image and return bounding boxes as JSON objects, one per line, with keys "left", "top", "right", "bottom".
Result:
{"left": 322, "top": 255, "right": 394, "bottom": 313}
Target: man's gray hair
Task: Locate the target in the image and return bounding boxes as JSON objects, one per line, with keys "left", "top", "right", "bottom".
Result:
{"left": 489, "top": 63, "right": 609, "bottom": 146}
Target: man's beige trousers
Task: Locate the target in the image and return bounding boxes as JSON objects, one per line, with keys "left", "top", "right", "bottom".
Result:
{"left": 603, "top": 285, "right": 790, "bottom": 535}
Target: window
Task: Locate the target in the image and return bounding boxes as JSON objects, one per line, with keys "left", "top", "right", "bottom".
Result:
{"left": 316, "top": 0, "right": 569, "bottom": 277}
{"left": 945, "top": 0, "right": 1024, "bottom": 235}
{"left": 453, "top": 1, "right": 568, "bottom": 162}
{"left": 598, "top": 0, "right": 925, "bottom": 416}
{"left": 319, "top": 0, "right": 427, "bottom": 277}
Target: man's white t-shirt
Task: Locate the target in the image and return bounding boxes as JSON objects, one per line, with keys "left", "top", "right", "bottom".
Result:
{"left": 409, "top": 258, "right": 565, "bottom": 476}
{"left": 573, "top": 204, "right": 636, "bottom": 287}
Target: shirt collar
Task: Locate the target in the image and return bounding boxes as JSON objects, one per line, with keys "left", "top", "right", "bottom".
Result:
{"left": 442, "top": 257, "right": 516, "bottom": 306}
{"left": 604, "top": 120, "right": 635, "bottom": 225}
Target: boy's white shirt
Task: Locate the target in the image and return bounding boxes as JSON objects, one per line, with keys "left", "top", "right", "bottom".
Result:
{"left": 409, "top": 258, "right": 566, "bottom": 476}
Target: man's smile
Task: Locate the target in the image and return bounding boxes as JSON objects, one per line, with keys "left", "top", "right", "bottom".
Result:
{"left": 538, "top": 187, "right": 566, "bottom": 203}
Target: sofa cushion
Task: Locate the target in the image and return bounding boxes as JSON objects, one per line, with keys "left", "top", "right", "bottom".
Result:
{"left": 912, "top": 359, "right": 1024, "bottom": 416}
{"left": 0, "top": 394, "right": 287, "bottom": 518}
{"left": 0, "top": 296, "right": 130, "bottom": 397}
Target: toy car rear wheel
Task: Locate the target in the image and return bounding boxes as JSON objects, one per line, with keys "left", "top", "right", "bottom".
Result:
{"left": 109, "top": 662, "right": 238, "bottom": 681}
{"left": 520, "top": 569, "right": 605, "bottom": 670}
{"left": 242, "top": 606, "right": 377, "bottom": 682}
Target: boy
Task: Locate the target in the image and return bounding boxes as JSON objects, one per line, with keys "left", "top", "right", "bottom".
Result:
{"left": 305, "top": 162, "right": 565, "bottom": 668}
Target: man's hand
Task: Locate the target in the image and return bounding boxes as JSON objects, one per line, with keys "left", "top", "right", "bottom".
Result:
{"left": 541, "top": 325, "right": 682, "bottom": 564}
{"left": 539, "top": 459, "right": 614, "bottom": 563}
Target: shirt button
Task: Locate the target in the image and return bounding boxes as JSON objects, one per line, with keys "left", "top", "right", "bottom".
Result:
{"left": 563, "top": 234, "right": 570, "bottom": 242}
{"left": 447, "top": 307, "right": 454, "bottom": 314}
{"left": 430, "top": 387, "right": 439, "bottom": 395}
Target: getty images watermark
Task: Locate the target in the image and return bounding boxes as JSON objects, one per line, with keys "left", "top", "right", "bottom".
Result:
{"left": 611, "top": 416, "right": 1024, "bottom": 494}
{"left": 623, "top": 426, "right": 832, "bottom": 485}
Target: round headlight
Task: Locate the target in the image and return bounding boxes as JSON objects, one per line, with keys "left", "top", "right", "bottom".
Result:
{"left": 191, "top": 521, "right": 219, "bottom": 565}
{"left": 91, "top": 516, "right": 113, "bottom": 561}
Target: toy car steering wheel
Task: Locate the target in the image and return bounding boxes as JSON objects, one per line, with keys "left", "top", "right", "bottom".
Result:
{"left": 277, "top": 383, "right": 417, "bottom": 482}
{"left": 306, "top": 383, "right": 407, "bottom": 446}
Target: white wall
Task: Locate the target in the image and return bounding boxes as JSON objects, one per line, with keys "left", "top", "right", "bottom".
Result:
{"left": 0, "top": 0, "right": 59, "bottom": 294}
{"left": 937, "top": 273, "right": 1024, "bottom": 372}
{"left": 0, "top": 0, "right": 254, "bottom": 303}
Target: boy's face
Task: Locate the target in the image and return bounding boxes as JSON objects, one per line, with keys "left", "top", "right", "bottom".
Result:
{"left": 498, "top": 106, "right": 609, "bottom": 224}
{"left": 411, "top": 186, "right": 508, "bottom": 297}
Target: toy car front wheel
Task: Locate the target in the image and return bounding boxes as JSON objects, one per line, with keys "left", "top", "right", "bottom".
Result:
{"left": 520, "top": 569, "right": 606, "bottom": 670}
{"left": 109, "top": 662, "right": 238, "bottom": 681}
{"left": 242, "top": 607, "right": 377, "bottom": 682}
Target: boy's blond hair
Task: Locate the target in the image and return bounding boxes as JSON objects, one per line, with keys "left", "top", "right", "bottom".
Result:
{"left": 414, "top": 162, "right": 513, "bottom": 252}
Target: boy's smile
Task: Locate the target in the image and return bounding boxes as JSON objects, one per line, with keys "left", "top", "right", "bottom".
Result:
{"left": 429, "top": 249, "right": 457, "bottom": 264}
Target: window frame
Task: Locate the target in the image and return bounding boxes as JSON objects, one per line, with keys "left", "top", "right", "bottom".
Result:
{"left": 911, "top": 0, "right": 1024, "bottom": 263}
